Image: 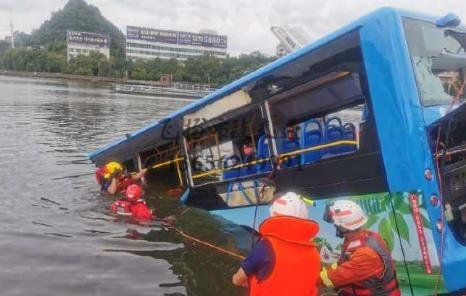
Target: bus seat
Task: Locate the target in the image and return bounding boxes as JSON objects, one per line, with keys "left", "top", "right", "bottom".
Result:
{"left": 223, "top": 156, "right": 240, "bottom": 180}
{"left": 240, "top": 163, "right": 257, "bottom": 176}
{"left": 342, "top": 123, "right": 357, "bottom": 153}
{"left": 325, "top": 117, "right": 344, "bottom": 155}
{"left": 279, "top": 139, "right": 301, "bottom": 168}
{"left": 256, "top": 135, "right": 272, "bottom": 173}
{"left": 302, "top": 119, "right": 323, "bottom": 164}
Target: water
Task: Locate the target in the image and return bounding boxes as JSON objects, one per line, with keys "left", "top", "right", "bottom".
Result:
{"left": 0, "top": 76, "right": 249, "bottom": 296}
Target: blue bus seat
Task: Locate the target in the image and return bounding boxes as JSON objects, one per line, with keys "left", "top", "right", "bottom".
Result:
{"left": 223, "top": 155, "right": 241, "bottom": 180}
{"left": 279, "top": 139, "right": 301, "bottom": 167}
{"left": 325, "top": 117, "right": 344, "bottom": 155}
{"left": 256, "top": 135, "right": 272, "bottom": 173}
{"left": 342, "top": 123, "right": 357, "bottom": 153}
{"left": 301, "top": 119, "right": 323, "bottom": 164}
{"left": 240, "top": 155, "right": 258, "bottom": 176}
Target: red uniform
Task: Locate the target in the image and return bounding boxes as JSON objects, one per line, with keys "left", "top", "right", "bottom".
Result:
{"left": 130, "top": 201, "right": 153, "bottom": 220}
{"left": 249, "top": 216, "right": 320, "bottom": 296}
{"left": 110, "top": 199, "right": 154, "bottom": 221}
{"left": 116, "top": 174, "right": 134, "bottom": 193}
{"left": 319, "top": 230, "right": 400, "bottom": 296}
{"left": 96, "top": 166, "right": 134, "bottom": 194}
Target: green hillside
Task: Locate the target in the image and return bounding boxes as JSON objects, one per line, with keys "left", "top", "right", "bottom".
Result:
{"left": 30, "top": 0, "right": 125, "bottom": 55}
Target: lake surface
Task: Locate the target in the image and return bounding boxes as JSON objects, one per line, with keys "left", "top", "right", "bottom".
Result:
{"left": 0, "top": 76, "right": 249, "bottom": 296}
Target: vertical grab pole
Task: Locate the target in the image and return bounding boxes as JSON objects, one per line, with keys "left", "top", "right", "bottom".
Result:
{"left": 214, "top": 130, "right": 222, "bottom": 170}
{"left": 135, "top": 153, "right": 142, "bottom": 171}
{"left": 263, "top": 101, "right": 278, "bottom": 159}
{"left": 181, "top": 133, "right": 194, "bottom": 187}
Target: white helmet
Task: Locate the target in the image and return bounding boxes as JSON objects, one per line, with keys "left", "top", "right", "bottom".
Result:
{"left": 327, "top": 200, "right": 367, "bottom": 231}
{"left": 269, "top": 192, "right": 308, "bottom": 219}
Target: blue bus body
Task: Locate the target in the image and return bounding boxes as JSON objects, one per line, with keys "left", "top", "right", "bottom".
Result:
{"left": 90, "top": 8, "right": 466, "bottom": 294}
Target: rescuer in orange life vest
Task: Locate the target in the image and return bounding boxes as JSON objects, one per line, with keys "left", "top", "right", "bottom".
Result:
{"left": 319, "top": 200, "right": 401, "bottom": 296}
{"left": 232, "top": 192, "right": 320, "bottom": 296}
{"left": 95, "top": 161, "right": 147, "bottom": 195}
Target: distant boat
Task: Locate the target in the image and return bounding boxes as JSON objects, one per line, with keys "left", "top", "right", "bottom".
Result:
{"left": 113, "top": 82, "right": 214, "bottom": 99}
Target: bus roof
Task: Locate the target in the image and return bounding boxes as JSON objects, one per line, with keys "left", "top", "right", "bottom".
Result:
{"left": 88, "top": 7, "right": 459, "bottom": 165}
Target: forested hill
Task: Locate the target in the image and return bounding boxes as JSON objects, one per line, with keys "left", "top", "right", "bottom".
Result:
{"left": 30, "top": 0, "right": 125, "bottom": 53}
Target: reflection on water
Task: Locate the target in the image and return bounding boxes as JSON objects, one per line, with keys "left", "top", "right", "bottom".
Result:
{"left": 0, "top": 76, "right": 248, "bottom": 296}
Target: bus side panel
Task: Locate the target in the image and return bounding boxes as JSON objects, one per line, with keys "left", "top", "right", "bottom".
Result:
{"left": 359, "top": 10, "right": 466, "bottom": 292}
{"left": 313, "top": 192, "right": 445, "bottom": 296}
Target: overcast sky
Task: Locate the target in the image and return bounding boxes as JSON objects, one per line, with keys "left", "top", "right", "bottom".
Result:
{"left": 0, "top": 0, "right": 465, "bottom": 55}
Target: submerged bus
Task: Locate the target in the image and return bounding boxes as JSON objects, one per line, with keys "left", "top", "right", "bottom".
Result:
{"left": 90, "top": 8, "right": 466, "bottom": 295}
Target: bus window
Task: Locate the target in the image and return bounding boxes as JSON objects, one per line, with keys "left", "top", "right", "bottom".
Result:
{"left": 186, "top": 106, "right": 269, "bottom": 187}
{"left": 268, "top": 72, "right": 365, "bottom": 169}
{"left": 403, "top": 18, "right": 466, "bottom": 106}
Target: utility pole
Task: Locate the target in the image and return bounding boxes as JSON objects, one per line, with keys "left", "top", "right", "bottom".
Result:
{"left": 9, "top": 20, "right": 15, "bottom": 49}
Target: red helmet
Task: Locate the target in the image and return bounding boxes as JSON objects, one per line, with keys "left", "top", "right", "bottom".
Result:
{"left": 126, "top": 184, "right": 143, "bottom": 201}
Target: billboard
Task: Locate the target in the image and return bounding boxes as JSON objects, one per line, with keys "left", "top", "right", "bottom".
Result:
{"left": 127, "top": 26, "right": 227, "bottom": 49}
{"left": 67, "top": 31, "right": 110, "bottom": 47}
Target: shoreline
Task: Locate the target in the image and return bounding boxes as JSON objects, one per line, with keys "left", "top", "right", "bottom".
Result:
{"left": 0, "top": 70, "right": 187, "bottom": 87}
{"left": 0, "top": 69, "right": 123, "bottom": 85}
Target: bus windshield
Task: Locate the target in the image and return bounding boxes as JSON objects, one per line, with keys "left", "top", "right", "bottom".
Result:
{"left": 403, "top": 18, "right": 466, "bottom": 106}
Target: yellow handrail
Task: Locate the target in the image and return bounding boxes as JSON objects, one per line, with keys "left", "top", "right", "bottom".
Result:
{"left": 279, "top": 140, "right": 357, "bottom": 158}
{"left": 191, "top": 140, "right": 358, "bottom": 180}
{"left": 150, "top": 157, "right": 184, "bottom": 170}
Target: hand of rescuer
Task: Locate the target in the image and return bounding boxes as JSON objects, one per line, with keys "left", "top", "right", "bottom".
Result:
{"left": 131, "top": 168, "right": 147, "bottom": 182}
{"left": 318, "top": 246, "right": 385, "bottom": 289}
{"left": 232, "top": 267, "right": 249, "bottom": 287}
{"left": 106, "top": 175, "right": 119, "bottom": 195}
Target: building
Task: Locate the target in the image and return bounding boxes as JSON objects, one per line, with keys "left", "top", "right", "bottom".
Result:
{"left": 125, "top": 26, "right": 227, "bottom": 61}
{"left": 66, "top": 31, "right": 110, "bottom": 61}
{"left": 270, "top": 25, "right": 311, "bottom": 57}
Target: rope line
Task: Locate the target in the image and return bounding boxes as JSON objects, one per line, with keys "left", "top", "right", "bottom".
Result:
{"left": 169, "top": 225, "right": 245, "bottom": 260}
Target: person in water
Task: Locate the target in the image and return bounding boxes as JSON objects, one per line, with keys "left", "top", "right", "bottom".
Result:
{"left": 96, "top": 161, "right": 147, "bottom": 195}
{"left": 110, "top": 184, "right": 154, "bottom": 221}
{"left": 319, "top": 200, "right": 400, "bottom": 296}
{"left": 232, "top": 192, "right": 320, "bottom": 296}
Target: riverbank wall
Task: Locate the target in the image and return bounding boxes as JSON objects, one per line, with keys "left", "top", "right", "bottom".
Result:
{"left": 0, "top": 69, "right": 178, "bottom": 87}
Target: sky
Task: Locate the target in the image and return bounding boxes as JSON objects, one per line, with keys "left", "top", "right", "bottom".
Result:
{"left": 0, "top": 0, "right": 466, "bottom": 55}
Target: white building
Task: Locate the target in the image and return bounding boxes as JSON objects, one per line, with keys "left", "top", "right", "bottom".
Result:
{"left": 66, "top": 31, "right": 110, "bottom": 61}
{"left": 126, "top": 26, "right": 227, "bottom": 61}
{"left": 270, "top": 25, "right": 311, "bottom": 57}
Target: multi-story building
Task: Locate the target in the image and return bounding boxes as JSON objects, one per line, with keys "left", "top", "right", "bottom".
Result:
{"left": 270, "top": 25, "right": 311, "bottom": 57}
{"left": 66, "top": 31, "right": 110, "bottom": 61}
{"left": 126, "top": 26, "right": 227, "bottom": 61}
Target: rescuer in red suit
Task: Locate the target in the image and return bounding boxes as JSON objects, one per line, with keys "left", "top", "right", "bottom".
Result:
{"left": 95, "top": 161, "right": 147, "bottom": 195}
{"left": 110, "top": 184, "right": 154, "bottom": 221}
{"left": 319, "top": 200, "right": 400, "bottom": 296}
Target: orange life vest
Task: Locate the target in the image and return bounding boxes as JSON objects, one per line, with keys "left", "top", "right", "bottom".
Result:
{"left": 249, "top": 216, "right": 320, "bottom": 296}
{"left": 339, "top": 230, "right": 400, "bottom": 296}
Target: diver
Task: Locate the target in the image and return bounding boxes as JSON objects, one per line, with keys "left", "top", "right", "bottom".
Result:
{"left": 95, "top": 161, "right": 147, "bottom": 195}
{"left": 110, "top": 184, "right": 154, "bottom": 221}
{"left": 232, "top": 192, "right": 320, "bottom": 296}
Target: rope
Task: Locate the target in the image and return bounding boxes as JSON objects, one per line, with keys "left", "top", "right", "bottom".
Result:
{"left": 168, "top": 225, "right": 245, "bottom": 261}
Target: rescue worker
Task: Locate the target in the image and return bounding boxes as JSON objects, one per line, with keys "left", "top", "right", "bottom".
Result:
{"left": 95, "top": 161, "right": 147, "bottom": 195}
{"left": 110, "top": 184, "right": 154, "bottom": 221}
{"left": 232, "top": 192, "right": 320, "bottom": 296}
{"left": 319, "top": 200, "right": 401, "bottom": 296}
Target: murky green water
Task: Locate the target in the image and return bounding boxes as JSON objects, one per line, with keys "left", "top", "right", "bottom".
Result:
{"left": 0, "top": 75, "right": 249, "bottom": 296}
